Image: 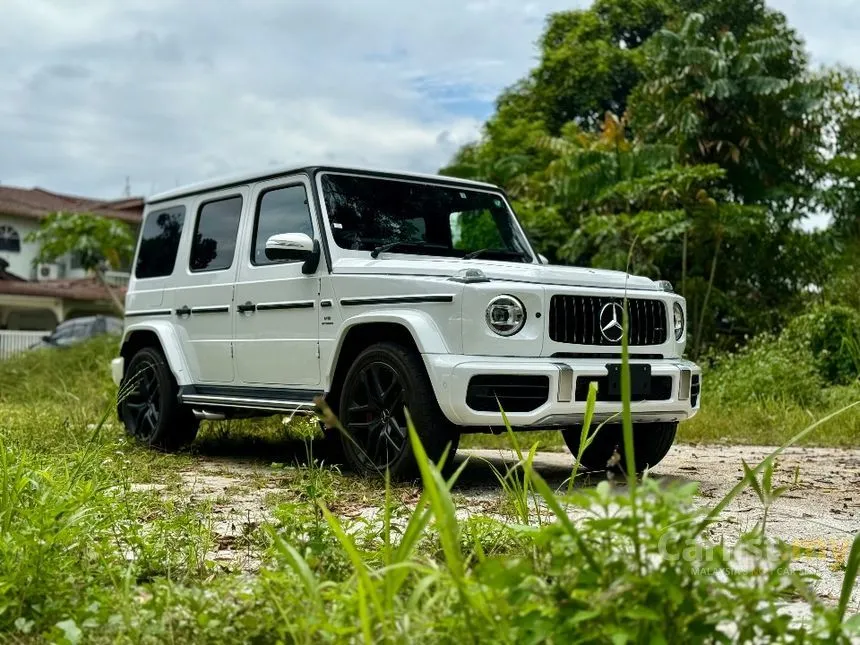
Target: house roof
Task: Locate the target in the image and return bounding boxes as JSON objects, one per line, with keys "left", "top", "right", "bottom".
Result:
{"left": 0, "top": 276, "right": 125, "bottom": 302}
{"left": 0, "top": 186, "right": 144, "bottom": 224}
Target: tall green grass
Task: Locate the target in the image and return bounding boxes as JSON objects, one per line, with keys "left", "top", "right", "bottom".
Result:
{"left": 0, "top": 338, "right": 858, "bottom": 642}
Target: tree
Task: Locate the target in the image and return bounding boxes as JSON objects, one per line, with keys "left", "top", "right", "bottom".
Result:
{"left": 630, "top": 11, "right": 825, "bottom": 205}
{"left": 26, "top": 212, "right": 135, "bottom": 315}
{"left": 441, "top": 0, "right": 845, "bottom": 354}
{"left": 488, "top": 0, "right": 668, "bottom": 136}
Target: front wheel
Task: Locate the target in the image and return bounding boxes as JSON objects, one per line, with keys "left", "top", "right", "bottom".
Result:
{"left": 561, "top": 422, "right": 677, "bottom": 474}
{"left": 338, "top": 342, "right": 458, "bottom": 479}
{"left": 118, "top": 347, "right": 199, "bottom": 451}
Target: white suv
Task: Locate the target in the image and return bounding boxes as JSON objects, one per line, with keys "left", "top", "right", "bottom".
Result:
{"left": 111, "top": 164, "right": 701, "bottom": 477}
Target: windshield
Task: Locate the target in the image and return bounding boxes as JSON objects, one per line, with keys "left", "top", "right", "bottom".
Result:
{"left": 320, "top": 173, "right": 534, "bottom": 262}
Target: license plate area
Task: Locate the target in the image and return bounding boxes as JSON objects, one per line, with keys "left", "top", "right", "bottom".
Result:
{"left": 606, "top": 364, "right": 652, "bottom": 400}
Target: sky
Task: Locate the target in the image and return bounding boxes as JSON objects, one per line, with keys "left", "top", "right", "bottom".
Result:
{"left": 1, "top": 0, "right": 857, "bottom": 201}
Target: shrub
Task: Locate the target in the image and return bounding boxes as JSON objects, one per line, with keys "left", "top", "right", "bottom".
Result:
{"left": 705, "top": 333, "right": 825, "bottom": 406}
{"left": 783, "top": 305, "right": 860, "bottom": 385}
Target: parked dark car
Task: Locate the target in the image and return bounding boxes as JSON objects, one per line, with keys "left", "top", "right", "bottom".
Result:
{"left": 32, "top": 315, "right": 123, "bottom": 349}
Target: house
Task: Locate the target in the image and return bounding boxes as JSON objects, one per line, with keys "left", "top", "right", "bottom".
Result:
{"left": 0, "top": 186, "right": 143, "bottom": 331}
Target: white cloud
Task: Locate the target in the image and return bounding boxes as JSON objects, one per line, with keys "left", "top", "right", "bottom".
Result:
{"left": 0, "top": 0, "right": 577, "bottom": 198}
{"left": 0, "top": 0, "right": 855, "bottom": 200}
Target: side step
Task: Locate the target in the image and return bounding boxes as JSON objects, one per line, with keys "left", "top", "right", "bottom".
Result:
{"left": 178, "top": 385, "right": 323, "bottom": 415}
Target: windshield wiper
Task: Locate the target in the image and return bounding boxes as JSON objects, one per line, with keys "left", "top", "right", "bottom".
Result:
{"left": 463, "top": 248, "right": 530, "bottom": 261}
{"left": 370, "top": 240, "right": 449, "bottom": 259}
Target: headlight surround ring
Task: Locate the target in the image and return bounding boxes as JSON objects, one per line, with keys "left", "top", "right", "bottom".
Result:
{"left": 485, "top": 295, "right": 527, "bottom": 337}
{"left": 673, "top": 302, "right": 685, "bottom": 341}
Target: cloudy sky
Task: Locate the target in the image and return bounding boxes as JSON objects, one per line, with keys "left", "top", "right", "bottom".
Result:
{"left": 1, "top": 0, "right": 857, "bottom": 200}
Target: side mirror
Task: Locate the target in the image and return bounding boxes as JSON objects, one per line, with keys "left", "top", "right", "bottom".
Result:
{"left": 265, "top": 233, "right": 321, "bottom": 274}
{"left": 538, "top": 253, "right": 549, "bottom": 265}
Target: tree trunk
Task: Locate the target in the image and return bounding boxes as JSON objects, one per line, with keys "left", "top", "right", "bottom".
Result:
{"left": 94, "top": 269, "right": 126, "bottom": 316}
{"left": 693, "top": 236, "right": 721, "bottom": 357}
{"left": 681, "top": 227, "right": 688, "bottom": 297}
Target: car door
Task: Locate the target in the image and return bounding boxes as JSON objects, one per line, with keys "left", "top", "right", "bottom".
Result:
{"left": 232, "top": 175, "right": 322, "bottom": 386}
{"left": 168, "top": 188, "right": 246, "bottom": 384}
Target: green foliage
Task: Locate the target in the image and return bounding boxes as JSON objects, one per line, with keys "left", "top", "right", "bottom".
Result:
{"left": 705, "top": 333, "right": 824, "bottom": 406}
{"left": 25, "top": 211, "right": 135, "bottom": 273}
{"left": 1, "top": 337, "right": 860, "bottom": 642}
{"left": 783, "top": 305, "right": 860, "bottom": 385}
{"left": 441, "top": 0, "right": 854, "bottom": 356}
{"left": 631, "top": 10, "right": 824, "bottom": 204}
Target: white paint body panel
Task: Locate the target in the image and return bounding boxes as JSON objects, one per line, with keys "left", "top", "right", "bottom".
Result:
{"left": 116, "top": 164, "right": 700, "bottom": 429}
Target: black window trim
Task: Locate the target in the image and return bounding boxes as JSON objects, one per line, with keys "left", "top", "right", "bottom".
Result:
{"left": 250, "top": 180, "right": 314, "bottom": 267}
{"left": 314, "top": 170, "right": 538, "bottom": 264}
{"left": 189, "top": 193, "right": 245, "bottom": 274}
{"left": 133, "top": 204, "right": 187, "bottom": 280}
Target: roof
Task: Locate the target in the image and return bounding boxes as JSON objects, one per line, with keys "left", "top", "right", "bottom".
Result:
{"left": 0, "top": 276, "right": 125, "bottom": 302}
{"left": 0, "top": 186, "right": 144, "bottom": 224}
{"left": 147, "top": 164, "right": 500, "bottom": 204}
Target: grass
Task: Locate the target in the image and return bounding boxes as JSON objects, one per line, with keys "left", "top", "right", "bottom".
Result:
{"left": 0, "top": 337, "right": 859, "bottom": 643}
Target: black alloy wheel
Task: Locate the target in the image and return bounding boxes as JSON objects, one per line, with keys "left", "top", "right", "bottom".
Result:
{"left": 343, "top": 360, "right": 408, "bottom": 470}
{"left": 338, "top": 342, "right": 459, "bottom": 479}
{"left": 119, "top": 346, "right": 199, "bottom": 450}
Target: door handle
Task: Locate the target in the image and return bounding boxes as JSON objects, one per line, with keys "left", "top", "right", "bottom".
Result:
{"left": 237, "top": 301, "right": 256, "bottom": 313}
{"left": 175, "top": 305, "right": 192, "bottom": 317}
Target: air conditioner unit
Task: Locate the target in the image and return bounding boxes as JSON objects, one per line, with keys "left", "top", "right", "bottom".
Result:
{"left": 36, "top": 263, "right": 62, "bottom": 281}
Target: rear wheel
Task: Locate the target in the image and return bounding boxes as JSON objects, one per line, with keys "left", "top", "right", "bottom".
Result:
{"left": 337, "top": 342, "right": 458, "bottom": 479}
{"left": 118, "top": 346, "right": 199, "bottom": 451}
{"left": 561, "top": 422, "right": 677, "bottom": 474}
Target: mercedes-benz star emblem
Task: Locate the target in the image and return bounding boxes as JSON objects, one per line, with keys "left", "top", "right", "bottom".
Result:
{"left": 599, "top": 302, "right": 625, "bottom": 343}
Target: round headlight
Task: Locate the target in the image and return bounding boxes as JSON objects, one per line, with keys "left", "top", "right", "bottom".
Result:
{"left": 485, "top": 295, "right": 526, "bottom": 337}
{"left": 673, "top": 302, "right": 685, "bottom": 341}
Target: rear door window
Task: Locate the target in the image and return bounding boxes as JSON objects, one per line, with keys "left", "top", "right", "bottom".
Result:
{"left": 190, "top": 196, "right": 244, "bottom": 272}
{"left": 135, "top": 206, "right": 186, "bottom": 279}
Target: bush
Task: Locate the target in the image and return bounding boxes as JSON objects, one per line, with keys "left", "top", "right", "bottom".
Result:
{"left": 783, "top": 305, "right": 860, "bottom": 385}
{"left": 705, "top": 333, "right": 825, "bottom": 406}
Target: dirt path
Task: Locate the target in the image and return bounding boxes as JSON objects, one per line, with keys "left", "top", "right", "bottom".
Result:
{"left": 168, "top": 443, "right": 860, "bottom": 610}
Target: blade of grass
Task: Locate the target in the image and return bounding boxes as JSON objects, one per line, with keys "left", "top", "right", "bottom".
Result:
{"left": 838, "top": 531, "right": 860, "bottom": 622}
{"left": 524, "top": 461, "right": 599, "bottom": 571}
{"left": 268, "top": 531, "right": 323, "bottom": 614}
{"left": 695, "top": 400, "right": 860, "bottom": 536}
{"left": 569, "top": 381, "right": 599, "bottom": 496}
{"left": 320, "top": 505, "right": 384, "bottom": 639}
{"left": 405, "top": 408, "right": 463, "bottom": 581}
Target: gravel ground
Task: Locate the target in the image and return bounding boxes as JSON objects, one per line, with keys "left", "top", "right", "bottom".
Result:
{"left": 168, "top": 442, "right": 860, "bottom": 613}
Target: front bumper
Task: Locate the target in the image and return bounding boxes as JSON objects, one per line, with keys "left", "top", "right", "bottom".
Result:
{"left": 424, "top": 354, "right": 701, "bottom": 428}
{"left": 111, "top": 357, "right": 124, "bottom": 387}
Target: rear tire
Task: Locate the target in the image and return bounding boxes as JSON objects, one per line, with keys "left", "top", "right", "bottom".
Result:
{"left": 118, "top": 346, "right": 199, "bottom": 451}
{"left": 561, "top": 422, "right": 677, "bottom": 474}
{"left": 337, "top": 342, "right": 459, "bottom": 479}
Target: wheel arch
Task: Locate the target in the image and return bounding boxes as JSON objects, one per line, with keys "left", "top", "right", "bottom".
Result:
{"left": 119, "top": 321, "right": 193, "bottom": 385}
{"left": 325, "top": 313, "right": 447, "bottom": 408}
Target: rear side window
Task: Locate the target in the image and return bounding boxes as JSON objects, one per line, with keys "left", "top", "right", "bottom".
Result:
{"left": 252, "top": 185, "right": 314, "bottom": 265}
{"left": 190, "top": 196, "right": 243, "bottom": 272}
{"left": 135, "top": 206, "right": 185, "bottom": 279}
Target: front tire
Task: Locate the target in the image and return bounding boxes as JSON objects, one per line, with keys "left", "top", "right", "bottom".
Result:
{"left": 118, "top": 346, "right": 199, "bottom": 451}
{"left": 561, "top": 422, "right": 677, "bottom": 474}
{"left": 337, "top": 342, "right": 459, "bottom": 479}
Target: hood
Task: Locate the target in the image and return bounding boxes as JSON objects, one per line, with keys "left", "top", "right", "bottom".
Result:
{"left": 332, "top": 257, "right": 659, "bottom": 291}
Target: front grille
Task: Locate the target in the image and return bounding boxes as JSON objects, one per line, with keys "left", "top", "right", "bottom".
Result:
{"left": 691, "top": 375, "right": 701, "bottom": 407}
{"left": 574, "top": 375, "right": 673, "bottom": 402}
{"left": 466, "top": 375, "right": 550, "bottom": 413}
{"left": 548, "top": 295, "right": 668, "bottom": 346}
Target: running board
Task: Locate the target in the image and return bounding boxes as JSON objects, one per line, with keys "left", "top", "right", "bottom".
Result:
{"left": 178, "top": 385, "right": 322, "bottom": 415}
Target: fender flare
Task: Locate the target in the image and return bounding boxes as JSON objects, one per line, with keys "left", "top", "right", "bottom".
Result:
{"left": 120, "top": 320, "right": 195, "bottom": 386}
{"left": 325, "top": 309, "right": 453, "bottom": 383}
